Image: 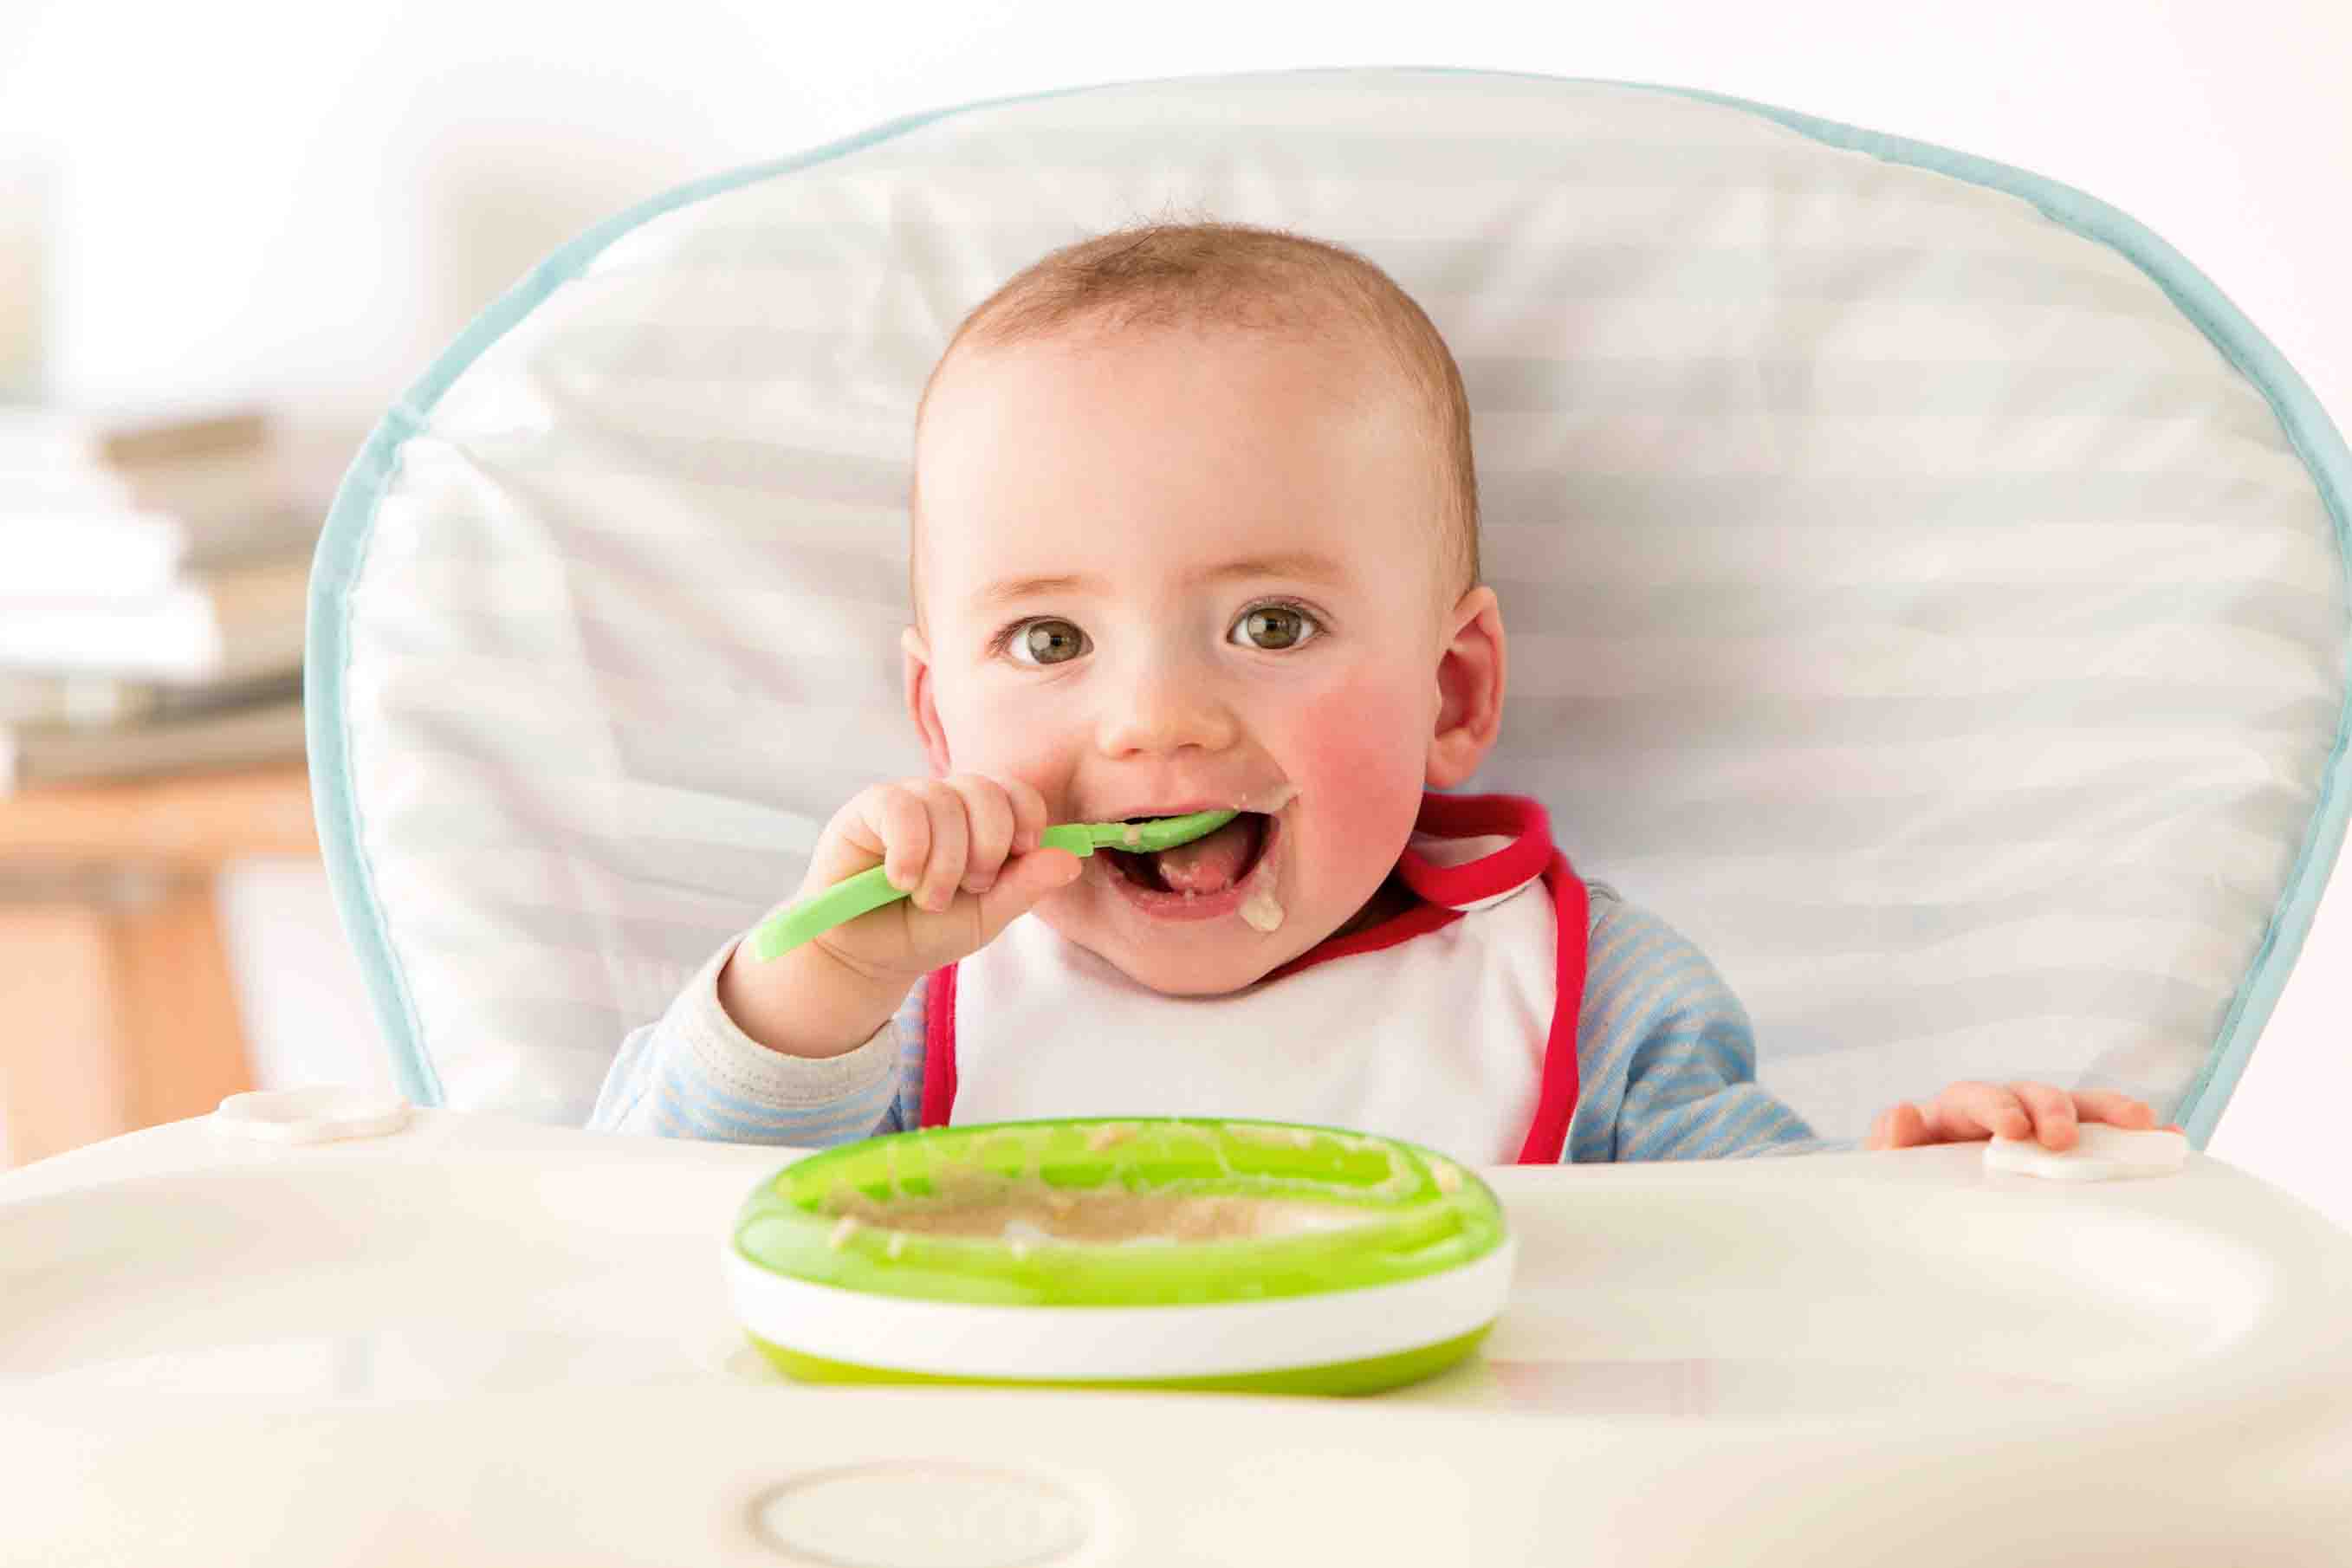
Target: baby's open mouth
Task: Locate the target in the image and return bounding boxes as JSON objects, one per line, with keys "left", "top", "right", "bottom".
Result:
{"left": 1101, "top": 812, "right": 1271, "bottom": 897}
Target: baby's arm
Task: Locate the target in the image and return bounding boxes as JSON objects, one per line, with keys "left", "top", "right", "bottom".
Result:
{"left": 1578, "top": 898, "right": 2170, "bottom": 1161}
{"left": 1571, "top": 894, "right": 1840, "bottom": 1161}
{"left": 587, "top": 949, "right": 925, "bottom": 1143}
{"left": 589, "top": 773, "right": 1076, "bottom": 1143}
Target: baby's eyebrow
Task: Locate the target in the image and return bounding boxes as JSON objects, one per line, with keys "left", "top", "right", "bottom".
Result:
{"left": 1196, "top": 552, "right": 1349, "bottom": 586}
{"left": 972, "top": 554, "right": 1346, "bottom": 608}
{"left": 974, "top": 572, "right": 1105, "bottom": 607}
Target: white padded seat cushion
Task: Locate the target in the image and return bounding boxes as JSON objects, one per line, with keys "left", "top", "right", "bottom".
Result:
{"left": 311, "top": 68, "right": 2352, "bottom": 1137}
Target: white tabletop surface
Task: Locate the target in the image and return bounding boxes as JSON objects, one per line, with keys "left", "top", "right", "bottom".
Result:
{"left": 5, "top": 1104, "right": 2350, "bottom": 1565}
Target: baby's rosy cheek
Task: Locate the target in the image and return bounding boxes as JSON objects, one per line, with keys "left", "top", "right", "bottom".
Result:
{"left": 949, "top": 690, "right": 1055, "bottom": 770}
{"left": 1286, "top": 681, "right": 1428, "bottom": 842}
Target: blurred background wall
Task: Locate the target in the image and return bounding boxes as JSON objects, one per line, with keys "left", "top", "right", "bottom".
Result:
{"left": 0, "top": 0, "right": 2345, "bottom": 1215}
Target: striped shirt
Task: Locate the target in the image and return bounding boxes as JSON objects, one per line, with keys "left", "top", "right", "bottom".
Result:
{"left": 589, "top": 881, "right": 1845, "bottom": 1162}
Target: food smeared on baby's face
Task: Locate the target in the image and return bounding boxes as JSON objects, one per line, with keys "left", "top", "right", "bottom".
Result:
{"left": 1239, "top": 877, "right": 1285, "bottom": 933}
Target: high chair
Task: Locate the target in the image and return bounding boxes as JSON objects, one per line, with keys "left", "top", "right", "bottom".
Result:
{"left": 6, "top": 67, "right": 2349, "bottom": 1565}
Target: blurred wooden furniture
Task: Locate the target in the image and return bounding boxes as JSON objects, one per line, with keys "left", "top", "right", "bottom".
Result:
{"left": 0, "top": 761, "right": 316, "bottom": 1165}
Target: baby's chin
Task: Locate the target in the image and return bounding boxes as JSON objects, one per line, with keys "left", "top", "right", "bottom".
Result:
{"left": 1029, "top": 895, "right": 1325, "bottom": 996}
{"left": 1062, "top": 933, "right": 1311, "bottom": 997}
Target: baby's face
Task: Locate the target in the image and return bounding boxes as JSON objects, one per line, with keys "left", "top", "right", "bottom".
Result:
{"left": 907, "top": 323, "right": 1489, "bottom": 994}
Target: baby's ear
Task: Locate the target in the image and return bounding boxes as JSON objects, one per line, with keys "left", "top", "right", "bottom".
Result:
{"left": 901, "top": 625, "right": 954, "bottom": 776}
{"left": 1426, "top": 586, "right": 1506, "bottom": 789}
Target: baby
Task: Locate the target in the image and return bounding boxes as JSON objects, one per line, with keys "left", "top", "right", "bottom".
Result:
{"left": 592, "top": 221, "right": 2164, "bottom": 1164}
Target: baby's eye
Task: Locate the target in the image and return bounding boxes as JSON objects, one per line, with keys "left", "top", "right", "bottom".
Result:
{"left": 1229, "top": 605, "right": 1319, "bottom": 651}
{"left": 1008, "top": 619, "right": 1091, "bottom": 666}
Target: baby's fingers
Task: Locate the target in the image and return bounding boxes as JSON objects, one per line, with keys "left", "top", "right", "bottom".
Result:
{"left": 830, "top": 783, "right": 953, "bottom": 909}
{"left": 856, "top": 786, "right": 930, "bottom": 897}
{"left": 910, "top": 782, "right": 969, "bottom": 914}
{"left": 1002, "top": 776, "right": 1051, "bottom": 858}
{"left": 943, "top": 774, "right": 1018, "bottom": 896}
{"left": 2070, "top": 1090, "right": 2159, "bottom": 1132}
{"left": 1865, "top": 1101, "right": 1929, "bottom": 1151}
{"left": 2008, "top": 1085, "right": 2162, "bottom": 1149}
{"left": 2007, "top": 1081, "right": 2080, "bottom": 1150}
{"left": 1923, "top": 1080, "right": 2032, "bottom": 1143}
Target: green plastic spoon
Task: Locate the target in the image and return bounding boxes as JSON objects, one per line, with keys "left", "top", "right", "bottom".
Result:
{"left": 747, "top": 808, "right": 1241, "bottom": 962}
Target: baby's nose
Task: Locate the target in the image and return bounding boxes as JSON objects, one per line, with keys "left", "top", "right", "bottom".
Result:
{"left": 1095, "top": 659, "right": 1239, "bottom": 758}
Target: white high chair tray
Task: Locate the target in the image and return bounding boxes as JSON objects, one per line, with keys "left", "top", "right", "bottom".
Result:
{"left": 4, "top": 1108, "right": 2349, "bottom": 1566}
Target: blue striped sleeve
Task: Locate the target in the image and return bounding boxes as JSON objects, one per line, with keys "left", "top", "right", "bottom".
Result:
{"left": 586, "top": 936, "right": 929, "bottom": 1146}
{"left": 885, "top": 978, "right": 930, "bottom": 1134}
{"left": 1563, "top": 886, "right": 1842, "bottom": 1162}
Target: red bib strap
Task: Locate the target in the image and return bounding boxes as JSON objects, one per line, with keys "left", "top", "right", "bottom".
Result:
{"left": 918, "top": 960, "right": 958, "bottom": 1129}
{"left": 1514, "top": 853, "right": 1587, "bottom": 1164}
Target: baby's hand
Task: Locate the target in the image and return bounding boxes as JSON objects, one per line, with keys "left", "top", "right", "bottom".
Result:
{"left": 720, "top": 774, "right": 1083, "bottom": 1059}
{"left": 799, "top": 774, "right": 1084, "bottom": 981}
{"left": 1864, "top": 1081, "right": 2180, "bottom": 1152}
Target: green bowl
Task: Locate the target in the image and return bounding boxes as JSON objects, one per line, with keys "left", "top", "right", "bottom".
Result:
{"left": 729, "top": 1116, "right": 1515, "bottom": 1395}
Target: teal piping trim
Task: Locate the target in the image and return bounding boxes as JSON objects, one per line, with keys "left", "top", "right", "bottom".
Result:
{"left": 312, "top": 67, "right": 2351, "bottom": 1137}
{"left": 307, "top": 408, "right": 439, "bottom": 1105}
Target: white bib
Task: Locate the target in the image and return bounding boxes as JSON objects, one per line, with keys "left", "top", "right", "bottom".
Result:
{"left": 938, "top": 798, "right": 1579, "bottom": 1166}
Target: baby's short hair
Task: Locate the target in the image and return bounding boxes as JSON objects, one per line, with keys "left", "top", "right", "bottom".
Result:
{"left": 910, "top": 219, "right": 1479, "bottom": 606}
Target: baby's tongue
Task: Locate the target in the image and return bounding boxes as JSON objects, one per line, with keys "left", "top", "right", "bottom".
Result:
{"left": 1153, "top": 815, "right": 1257, "bottom": 894}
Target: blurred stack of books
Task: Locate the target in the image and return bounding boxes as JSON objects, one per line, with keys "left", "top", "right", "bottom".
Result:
{"left": 0, "top": 405, "right": 326, "bottom": 794}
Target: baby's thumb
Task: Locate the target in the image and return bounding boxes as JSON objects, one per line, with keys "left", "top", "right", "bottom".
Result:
{"left": 970, "top": 847, "right": 1085, "bottom": 946}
